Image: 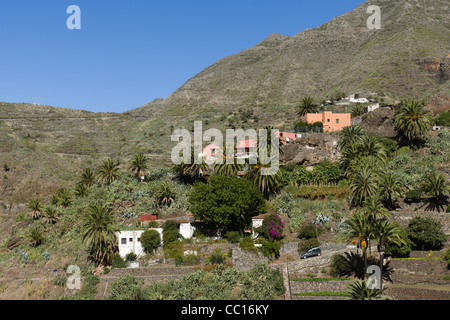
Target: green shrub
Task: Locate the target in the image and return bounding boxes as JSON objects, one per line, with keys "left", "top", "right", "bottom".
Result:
{"left": 259, "top": 239, "right": 281, "bottom": 261}
{"left": 140, "top": 229, "right": 161, "bottom": 253}
{"left": 163, "top": 221, "right": 180, "bottom": 245}
{"left": 298, "top": 223, "right": 323, "bottom": 240}
{"left": 406, "top": 216, "right": 446, "bottom": 251}
{"left": 125, "top": 252, "right": 137, "bottom": 262}
{"left": 207, "top": 248, "right": 227, "bottom": 265}
{"left": 107, "top": 275, "right": 144, "bottom": 300}
{"left": 385, "top": 225, "right": 412, "bottom": 258}
{"left": 239, "top": 237, "right": 257, "bottom": 252}
{"left": 175, "top": 253, "right": 200, "bottom": 266}
{"left": 224, "top": 231, "right": 242, "bottom": 243}
{"left": 405, "top": 189, "right": 422, "bottom": 203}
{"left": 111, "top": 254, "right": 127, "bottom": 268}
{"left": 435, "top": 111, "right": 450, "bottom": 126}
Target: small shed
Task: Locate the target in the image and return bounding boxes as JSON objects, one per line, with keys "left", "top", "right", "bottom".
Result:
{"left": 251, "top": 213, "right": 270, "bottom": 239}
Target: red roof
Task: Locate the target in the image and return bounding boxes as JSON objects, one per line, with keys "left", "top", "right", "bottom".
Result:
{"left": 140, "top": 214, "right": 158, "bottom": 221}
{"left": 236, "top": 139, "right": 257, "bottom": 149}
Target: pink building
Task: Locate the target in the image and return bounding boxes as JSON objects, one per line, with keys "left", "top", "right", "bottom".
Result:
{"left": 202, "top": 143, "right": 222, "bottom": 162}
{"left": 305, "top": 111, "right": 351, "bottom": 132}
{"left": 235, "top": 139, "right": 257, "bottom": 159}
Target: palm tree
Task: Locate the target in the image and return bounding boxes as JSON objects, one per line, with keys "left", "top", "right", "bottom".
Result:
{"left": 27, "top": 224, "right": 45, "bottom": 247}
{"left": 372, "top": 219, "right": 405, "bottom": 281}
{"left": 245, "top": 155, "right": 283, "bottom": 199}
{"left": 43, "top": 206, "right": 58, "bottom": 224}
{"left": 349, "top": 164, "right": 380, "bottom": 206}
{"left": 97, "top": 158, "right": 120, "bottom": 185}
{"left": 394, "top": 99, "right": 430, "bottom": 144}
{"left": 214, "top": 161, "right": 243, "bottom": 177}
{"left": 155, "top": 181, "right": 176, "bottom": 207}
{"left": 338, "top": 125, "right": 366, "bottom": 151}
{"left": 351, "top": 104, "right": 365, "bottom": 118}
{"left": 420, "top": 172, "right": 449, "bottom": 211}
{"left": 361, "top": 197, "right": 391, "bottom": 221}
{"left": 129, "top": 153, "right": 149, "bottom": 181}
{"left": 81, "top": 203, "right": 117, "bottom": 265}
{"left": 173, "top": 150, "right": 208, "bottom": 181}
{"left": 74, "top": 183, "right": 88, "bottom": 198}
{"left": 297, "top": 97, "right": 319, "bottom": 118}
{"left": 27, "top": 198, "right": 43, "bottom": 220}
{"left": 346, "top": 279, "right": 383, "bottom": 300}
{"left": 338, "top": 211, "right": 372, "bottom": 269}
{"left": 58, "top": 189, "right": 72, "bottom": 208}
{"left": 378, "top": 173, "right": 404, "bottom": 209}
{"left": 79, "top": 168, "right": 96, "bottom": 187}
{"left": 359, "top": 135, "right": 387, "bottom": 162}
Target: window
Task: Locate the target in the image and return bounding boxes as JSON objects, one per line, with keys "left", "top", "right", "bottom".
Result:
{"left": 121, "top": 238, "right": 127, "bottom": 245}
{"left": 211, "top": 148, "right": 215, "bottom": 155}
{"left": 129, "top": 238, "right": 133, "bottom": 242}
{"left": 336, "top": 119, "right": 340, "bottom": 124}
{"left": 327, "top": 119, "right": 330, "bottom": 123}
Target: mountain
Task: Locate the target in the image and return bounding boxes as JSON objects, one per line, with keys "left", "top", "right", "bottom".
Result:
{"left": 1, "top": 0, "right": 449, "bottom": 200}
{"left": 127, "top": 0, "right": 450, "bottom": 117}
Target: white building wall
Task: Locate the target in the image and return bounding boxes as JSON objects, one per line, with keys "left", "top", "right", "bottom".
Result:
{"left": 252, "top": 219, "right": 264, "bottom": 239}
{"left": 116, "top": 228, "right": 163, "bottom": 258}
{"left": 179, "top": 223, "right": 195, "bottom": 239}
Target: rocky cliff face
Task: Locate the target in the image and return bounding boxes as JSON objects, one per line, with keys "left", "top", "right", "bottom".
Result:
{"left": 416, "top": 54, "right": 450, "bottom": 85}
{"left": 281, "top": 134, "right": 340, "bottom": 166}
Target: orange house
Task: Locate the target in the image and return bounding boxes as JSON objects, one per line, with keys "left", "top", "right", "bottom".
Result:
{"left": 305, "top": 111, "right": 351, "bottom": 132}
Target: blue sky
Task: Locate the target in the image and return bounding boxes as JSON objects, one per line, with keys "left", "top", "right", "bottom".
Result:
{"left": 0, "top": 0, "right": 366, "bottom": 113}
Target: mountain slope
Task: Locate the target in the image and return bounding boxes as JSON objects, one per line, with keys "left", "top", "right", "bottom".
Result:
{"left": 128, "top": 0, "right": 450, "bottom": 116}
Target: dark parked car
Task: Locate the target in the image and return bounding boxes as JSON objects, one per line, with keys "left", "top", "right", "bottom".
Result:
{"left": 301, "top": 247, "right": 321, "bottom": 259}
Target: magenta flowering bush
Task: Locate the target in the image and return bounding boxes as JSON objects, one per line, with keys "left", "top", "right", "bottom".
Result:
{"left": 259, "top": 214, "right": 285, "bottom": 240}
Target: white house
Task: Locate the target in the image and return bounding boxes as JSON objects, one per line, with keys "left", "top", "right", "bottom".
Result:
{"left": 178, "top": 219, "right": 196, "bottom": 239}
{"left": 116, "top": 228, "right": 163, "bottom": 259}
{"left": 364, "top": 103, "right": 380, "bottom": 113}
{"left": 251, "top": 213, "right": 269, "bottom": 239}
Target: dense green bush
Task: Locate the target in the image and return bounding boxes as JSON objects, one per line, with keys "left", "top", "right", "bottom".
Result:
{"left": 188, "top": 175, "right": 266, "bottom": 234}
{"left": 290, "top": 185, "right": 348, "bottom": 199}
{"left": 224, "top": 231, "right": 242, "bottom": 243}
{"left": 259, "top": 239, "right": 281, "bottom": 261}
{"left": 207, "top": 248, "right": 227, "bottom": 265}
{"left": 435, "top": 111, "right": 450, "bottom": 126}
{"left": 162, "top": 220, "right": 180, "bottom": 245}
{"left": 385, "top": 224, "right": 412, "bottom": 258}
{"left": 111, "top": 254, "right": 128, "bottom": 268}
{"left": 298, "top": 223, "right": 324, "bottom": 240}
{"left": 405, "top": 189, "right": 422, "bottom": 203}
{"left": 406, "top": 217, "right": 446, "bottom": 251}
{"left": 107, "top": 275, "right": 145, "bottom": 300}
{"left": 239, "top": 263, "right": 285, "bottom": 300}
{"left": 140, "top": 229, "right": 161, "bottom": 253}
